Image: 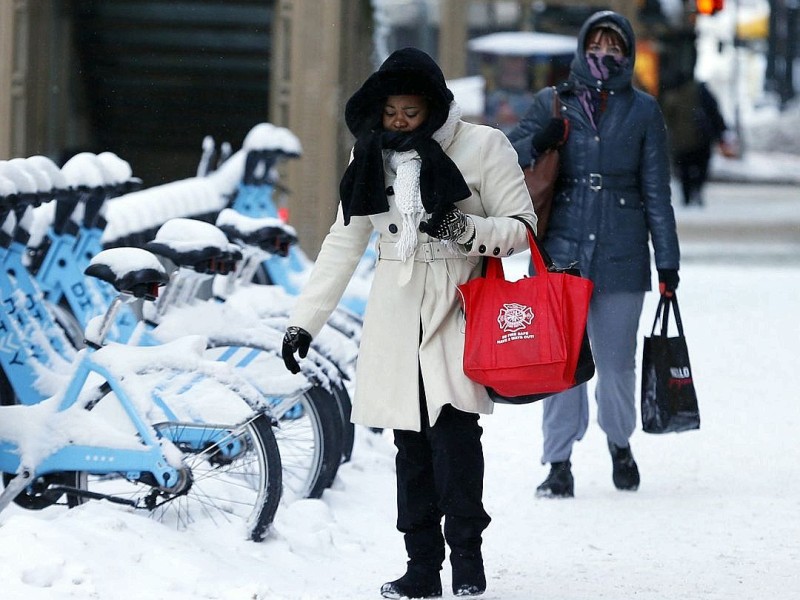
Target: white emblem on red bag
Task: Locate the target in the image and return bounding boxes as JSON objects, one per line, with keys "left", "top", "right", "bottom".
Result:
{"left": 497, "top": 303, "right": 534, "bottom": 333}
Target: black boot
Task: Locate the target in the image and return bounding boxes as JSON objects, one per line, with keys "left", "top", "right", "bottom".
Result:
{"left": 535, "top": 460, "right": 574, "bottom": 498}
{"left": 381, "top": 566, "right": 442, "bottom": 599}
{"left": 608, "top": 441, "right": 640, "bottom": 491}
{"left": 451, "top": 552, "right": 486, "bottom": 597}
{"left": 382, "top": 528, "right": 445, "bottom": 599}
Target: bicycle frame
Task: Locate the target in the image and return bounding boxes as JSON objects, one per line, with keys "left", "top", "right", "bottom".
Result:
{"left": 0, "top": 344, "right": 184, "bottom": 506}
{"left": 0, "top": 287, "right": 272, "bottom": 517}
{"left": 31, "top": 188, "right": 136, "bottom": 333}
{"left": 0, "top": 210, "right": 78, "bottom": 404}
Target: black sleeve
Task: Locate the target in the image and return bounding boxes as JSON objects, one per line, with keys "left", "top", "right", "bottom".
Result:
{"left": 505, "top": 87, "right": 555, "bottom": 168}
{"left": 698, "top": 83, "right": 727, "bottom": 141}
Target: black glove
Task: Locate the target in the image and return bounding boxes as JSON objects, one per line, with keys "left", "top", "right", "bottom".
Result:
{"left": 658, "top": 269, "right": 680, "bottom": 297}
{"left": 531, "top": 117, "right": 568, "bottom": 154}
{"left": 419, "top": 207, "right": 474, "bottom": 243}
{"left": 282, "top": 326, "right": 312, "bottom": 374}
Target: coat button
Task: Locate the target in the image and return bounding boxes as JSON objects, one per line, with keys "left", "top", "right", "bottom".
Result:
{"left": 589, "top": 234, "right": 596, "bottom": 241}
{"left": 594, "top": 135, "right": 600, "bottom": 142}
{"left": 388, "top": 223, "right": 398, "bottom": 233}
{"left": 385, "top": 186, "right": 394, "bottom": 196}
{"left": 478, "top": 244, "right": 487, "bottom": 254}
{"left": 620, "top": 198, "right": 626, "bottom": 205}
{"left": 492, "top": 247, "right": 501, "bottom": 256}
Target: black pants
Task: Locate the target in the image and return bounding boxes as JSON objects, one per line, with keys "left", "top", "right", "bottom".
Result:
{"left": 674, "top": 147, "right": 712, "bottom": 206}
{"left": 392, "top": 383, "right": 491, "bottom": 573}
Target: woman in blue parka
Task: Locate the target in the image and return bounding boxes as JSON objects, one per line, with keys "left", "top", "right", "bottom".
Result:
{"left": 507, "top": 11, "right": 681, "bottom": 498}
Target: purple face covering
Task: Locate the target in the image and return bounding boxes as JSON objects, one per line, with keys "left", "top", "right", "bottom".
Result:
{"left": 586, "top": 52, "right": 628, "bottom": 81}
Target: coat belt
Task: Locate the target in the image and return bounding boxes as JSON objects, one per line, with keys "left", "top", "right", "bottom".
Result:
{"left": 378, "top": 241, "right": 465, "bottom": 263}
{"left": 559, "top": 172, "right": 639, "bottom": 191}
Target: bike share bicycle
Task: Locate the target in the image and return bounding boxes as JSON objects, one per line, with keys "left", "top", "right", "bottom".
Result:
{"left": 217, "top": 126, "right": 365, "bottom": 458}
{"left": 0, "top": 173, "right": 282, "bottom": 540}
{"left": 14, "top": 154, "right": 347, "bottom": 500}
{"left": 140, "top": 214, "right": 347, "bottom": 500}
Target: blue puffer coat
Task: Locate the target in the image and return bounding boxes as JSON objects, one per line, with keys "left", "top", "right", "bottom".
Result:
{"left": 508, "top": 11, "right": 680, "bottom": 293}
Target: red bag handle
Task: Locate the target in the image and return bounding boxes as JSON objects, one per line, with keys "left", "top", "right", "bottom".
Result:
{"left": 484, "top": 220, "right": 548, "bottom": 281}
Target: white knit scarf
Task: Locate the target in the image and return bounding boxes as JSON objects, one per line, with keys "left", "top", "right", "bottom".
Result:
{"left": 384, "top": 102, "right": 462, "bottom": 261}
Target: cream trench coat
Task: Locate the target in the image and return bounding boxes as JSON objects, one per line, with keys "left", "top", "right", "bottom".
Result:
{"left": 289, "top": 120, "right": 536, "bottom": 431}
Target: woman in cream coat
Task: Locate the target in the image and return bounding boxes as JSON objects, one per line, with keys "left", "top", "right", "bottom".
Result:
{"left": 282, "top": 47, "right": 535, "bottom": 599}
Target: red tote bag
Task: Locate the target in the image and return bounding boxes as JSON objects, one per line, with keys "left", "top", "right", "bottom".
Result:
{"left": 458, "top": 228, "right": 593, "bottom": 398}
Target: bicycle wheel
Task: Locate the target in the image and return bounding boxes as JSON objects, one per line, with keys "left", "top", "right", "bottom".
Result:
{"left": 272, "top": 385, "right": 343, "bottom": 500}
{"left": 202, "top": 345, "right": 344, "bottom": 500}
{"left": 154, "top": 412, "right": 281, "bottom": 541}
{"left": 331, "top": 381, "right": 355, "bottom": 464}
{"left": 1, "top": 470, "right": 88, "bottom": 509}
{"left": 85, "top": 411, "right": 281, "bottom": 541}
{"left": 46, "top": 299, "right": 86, "bottom": 350}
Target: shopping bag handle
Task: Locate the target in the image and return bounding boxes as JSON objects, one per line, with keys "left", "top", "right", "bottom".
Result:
{"left": 650, "top": 293, "right": 685, "bottom": 337}
{"left": 484, "top": 217, "right": 550, "bottom": 281}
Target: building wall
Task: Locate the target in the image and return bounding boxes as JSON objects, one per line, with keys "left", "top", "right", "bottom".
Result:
{"left": 0, "top": 0, "right": 27, "bottom": 159}
{"left": 271, "top": 0, "right": 374, "bottom": 255}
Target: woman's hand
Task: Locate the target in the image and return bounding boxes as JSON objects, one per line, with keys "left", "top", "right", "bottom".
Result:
{"left": 531, "top": 117, "right": 569, "bottom": 154}
{"left": 420, "top": 207, "right": 475, "bottom": 244}
{"left": 282, "top": 326, "right": 312, "bottom": 374}
{"left": 658, "top": 269, "right": 680, "bottom": 297}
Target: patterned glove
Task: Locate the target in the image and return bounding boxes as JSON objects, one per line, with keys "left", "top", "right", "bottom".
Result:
{"left": 282, "top": 326, "right": 312, "bottom": 374}
{"left": 658, "top": 269, "right": 680, "bottom": 297}
{"left": 419, "top": 207, "right": 475, "bottom": 244}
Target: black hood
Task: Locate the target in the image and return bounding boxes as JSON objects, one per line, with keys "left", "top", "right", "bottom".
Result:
{"left": 569, "top": 11, "right": 636, "bottom": 92}
{"left": 344, "top": 47, "right": 454, "bottom": 138}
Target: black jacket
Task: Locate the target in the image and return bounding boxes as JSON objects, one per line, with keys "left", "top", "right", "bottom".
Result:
{"left": 660, "top": 79, "right": 728, "bottom": 156}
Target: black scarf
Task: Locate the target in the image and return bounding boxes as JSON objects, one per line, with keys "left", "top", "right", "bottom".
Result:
{"left": 339, "top": 116, "right": 471, "bottom": 225}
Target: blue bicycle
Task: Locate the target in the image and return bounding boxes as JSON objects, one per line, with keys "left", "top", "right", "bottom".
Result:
{"left": 8, "top": 163, "right": 344, "bottom": 501}
{"left": 0, "top": 250, "right": 283, "bottom": 538}
{"left": 0, "top": 180, "right": 282, "bottom": 540}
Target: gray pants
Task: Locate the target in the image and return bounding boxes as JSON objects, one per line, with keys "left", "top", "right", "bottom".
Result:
{"left": 541, "top": 291, "right": 645, "bottom": 464}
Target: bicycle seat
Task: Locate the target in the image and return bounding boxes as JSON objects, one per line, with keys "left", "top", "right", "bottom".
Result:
{"left": 215, "top": 208, "right": 298, "bottom": 257}
{"left": 191, "top": 247, "right": 243, "bottom": 275}
{"left": 145, "top": 217, "right": 241, "bottom": 274}
{"left": 85, "top": 247, "right": 169, "bottom": 300}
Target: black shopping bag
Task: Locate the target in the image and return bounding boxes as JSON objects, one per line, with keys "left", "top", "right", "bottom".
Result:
{"left": 641, "top": 293, "right": 700, "bottom": 434}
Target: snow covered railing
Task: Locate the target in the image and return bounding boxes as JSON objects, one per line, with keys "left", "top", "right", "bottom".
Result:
{"left": 102, "top": 122, "right": 302, "bottom": 248}
{"left": 2, "top": 121, "right": 304, "bottom": 267}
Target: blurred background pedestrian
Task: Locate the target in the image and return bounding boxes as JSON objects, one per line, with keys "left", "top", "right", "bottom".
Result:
{"left": 660, "top": 76, "right": 739, "bottom": 206}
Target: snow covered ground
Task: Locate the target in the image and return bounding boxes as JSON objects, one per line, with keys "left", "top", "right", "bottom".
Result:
{"left": 0, "top": 177, "right": 798, "bottom": 599}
